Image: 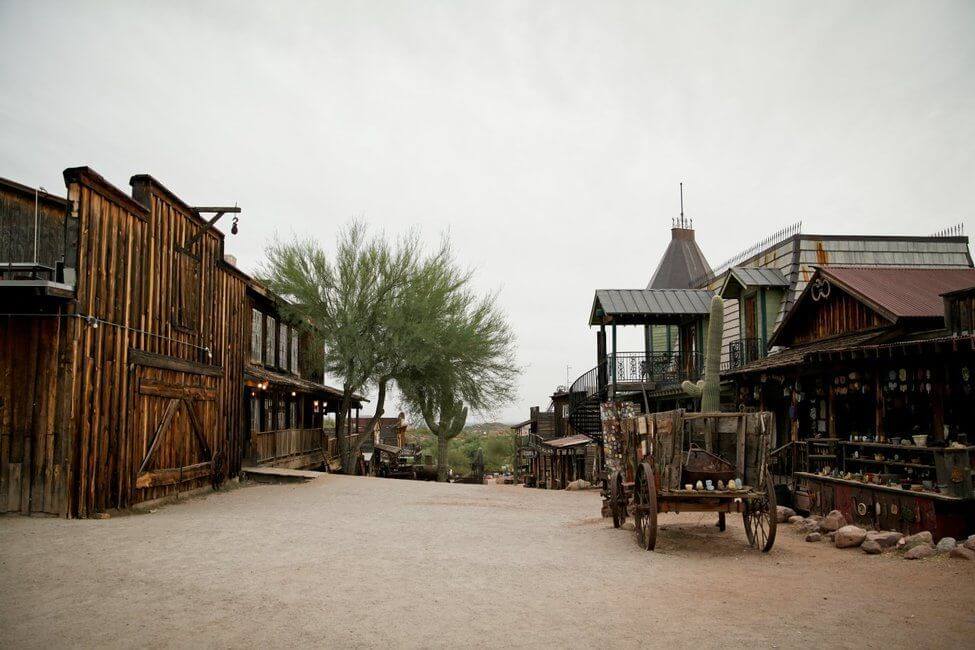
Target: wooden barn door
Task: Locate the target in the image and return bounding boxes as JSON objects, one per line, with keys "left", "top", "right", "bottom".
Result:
{"left": 129, "top": 363, "right": 220, "bottom": 503}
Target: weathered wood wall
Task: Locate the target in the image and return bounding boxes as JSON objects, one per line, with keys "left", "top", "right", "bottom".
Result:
{"left": 0, "top": 167, "right": 249, "bottom": 517}
{"left": 0, "top": 177, "right": 68, "bottom": 268}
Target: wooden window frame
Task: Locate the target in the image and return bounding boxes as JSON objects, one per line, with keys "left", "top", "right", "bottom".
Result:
{"left": 173, "top": 248, "right": 201, "bottom": 333}
{"left": 265, "top": 316, "right": 277, "bottom": 367}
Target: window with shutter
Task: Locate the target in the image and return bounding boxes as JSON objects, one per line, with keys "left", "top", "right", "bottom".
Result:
{"left": 250, "top": 309, "right": 263, "bottom": 363}
{"left": 173, "top": 249, "right": 200, "bottom": 331}
{"left": 278, "top": 322, "right": 288, "bottom": 370}
{"left": 265, "top": 316, "right": 276, "bottom": 367}
{"left": 290, "top": 327, "right": 299, "bottom": 375}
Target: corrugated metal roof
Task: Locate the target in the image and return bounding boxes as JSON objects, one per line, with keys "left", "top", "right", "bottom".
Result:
{"left": 725, "top": 330, "right": 885, "bottom": 375}
{"left": 720, "top": 266, "right": 789, "bottom": 298}
{"left": 820, "top": 266, "right": 975, "bottom": 319}
{"left": 592, "top": 289, "right": 713, "bottom": 319}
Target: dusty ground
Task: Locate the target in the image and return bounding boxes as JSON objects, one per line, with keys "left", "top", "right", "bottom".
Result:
{"left": 1, "top": 476, "right": 974, "bottom": 649}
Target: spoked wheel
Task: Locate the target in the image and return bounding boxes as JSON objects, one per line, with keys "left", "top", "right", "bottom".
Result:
{"left": 743, "top": 469, "right": 777, "bottom": 552}
{"left": 717, "top": 512, "right": 726, "bottom": 532}
{"left": 633, "top": 462, "right": 659, "bottom": 551}
{"left": 610, "top": 470, "right": 627, "bottom": 529}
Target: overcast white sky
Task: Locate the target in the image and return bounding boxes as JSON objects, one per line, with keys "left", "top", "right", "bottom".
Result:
{"left": 1, "top": 1, "right": 973, "bottom": 423}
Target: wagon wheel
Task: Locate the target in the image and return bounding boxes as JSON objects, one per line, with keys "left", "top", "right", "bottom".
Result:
{"left": 717, "top": 512, "right": 726, "bottom": 532}
{"left": 743, "top": 469, "right": 777, "bottom": 552}
{"left": 633, "top": 462, "right": 658, "bottom": 551}
{"left": 610, "top": 470, "right": 627, "bottom": 528}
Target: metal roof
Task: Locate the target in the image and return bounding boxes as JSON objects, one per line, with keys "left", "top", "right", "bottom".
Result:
{"left": 725, "top": 330, "right": 886, "bottom": 375}
{"left": 720, "top": 267, "right": 789, "bottom": 299}
{"left": 590, "top": 289, "right": 714, "bottom": 325}
{"left": 820, "top": 266, "right": 975, "bottom": 320}
{"left": 647, "top": 227, "right": 713, "bottom": 289}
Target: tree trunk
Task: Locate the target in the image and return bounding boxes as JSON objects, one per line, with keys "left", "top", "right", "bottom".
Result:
{"left": 437, "top": 428, "right": 449, "bottom": 482}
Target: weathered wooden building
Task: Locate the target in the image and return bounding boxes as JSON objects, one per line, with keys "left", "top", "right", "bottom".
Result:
{"left": 727, "top": 266, "right": 975, "bottom": 538}
{"left": 0, "top": 168, "right": 350, "bottom": 517}
{"left": 244, "top": 282, "right": 353, "bottom": 470}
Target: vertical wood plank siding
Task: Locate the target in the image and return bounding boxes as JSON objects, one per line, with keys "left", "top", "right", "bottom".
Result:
{"left": 0, "top": 168, "right": 248, "bottom": 517}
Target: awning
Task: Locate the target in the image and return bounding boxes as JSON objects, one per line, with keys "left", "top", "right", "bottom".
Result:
{"left": 724, "top": 330, "right": 887, "bottom": 376}
{"left": 719, "top": 267, "right": 789, "bottom": 299}
{"left": 590, "top": 289, "right": 714, "bottom": 326}
{"left": 244, "top": 365, "right": 365, "bottom": 404}
{"left": 541, "top": 434, "right": 594, "bottom": 449}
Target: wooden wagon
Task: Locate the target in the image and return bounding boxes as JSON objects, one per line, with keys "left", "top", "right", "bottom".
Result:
{"left": 607, "top": 409, "right": 778, "bottom": 552}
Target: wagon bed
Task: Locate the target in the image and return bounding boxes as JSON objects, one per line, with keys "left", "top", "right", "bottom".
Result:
{"left": 606, "top": 409, "right": 777, "bottom": 552}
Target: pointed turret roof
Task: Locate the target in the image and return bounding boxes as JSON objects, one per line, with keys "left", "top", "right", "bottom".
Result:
{"left": 646, "top": 226, "right": 712, "bottom": 289}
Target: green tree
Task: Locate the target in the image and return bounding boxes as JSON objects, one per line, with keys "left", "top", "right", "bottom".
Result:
{"left": 259, "top": 223, "right": 448, "bottom": 473}
{"left": 398, "top": 256, "right": 517, "bottom": 481}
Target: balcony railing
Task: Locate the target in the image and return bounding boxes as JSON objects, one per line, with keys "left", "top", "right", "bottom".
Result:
{"left": 606, "top": 351, "right": 703, "bottom": 387}
{"left": 727, "top": 338, "right": 767, "bottom": 370}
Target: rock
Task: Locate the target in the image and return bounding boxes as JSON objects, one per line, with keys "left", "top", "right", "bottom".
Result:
{"left": 821, "top": 509, "right": 847, "bottom": 532}
{"left": 805, "top": 532, "right": 822, "bottom": 542}
{"left": 865, "top": 530, "right": 903, "bottom": 549}
{"left": 799, "top": 517, "right": 822, "bottom": 533}
{"left": 904, "top": 544, "right": 935, "bottom": 560}
{"left": 788, "top": 515, "right": 804, "bottom": 524}
{"left": 949, "top": 546, "right": 975, "bottom": 561}
{"left": 861, "top": 540, "right": 882, "bottom": 554}
{"left": 622, "top": 521, "right": 636, "bottom": 532}
{"left": 566, "top": 479, "right": 592, "bottom": 491}
{"left": 92, "top": 512, "right": 111, "bottom": 520}
{"left": 936, "top": 537, "right": 957, "bottom": 553}
{"left": 776, "top": 506, "right": 797, "bottom": 523}
{"left": 835, "top": 525, "right": 867, "bottom": 548}
{"left": 826, "top": 531, "right": 837, "bottom": 542}
{"left": 903, "top": 531, "right": 934, "bottom": 551}
{"left": 964, "top": 537, "right": 975, "bottom": 552}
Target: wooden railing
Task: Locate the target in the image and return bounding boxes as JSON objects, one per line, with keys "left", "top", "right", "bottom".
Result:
{"left": 253, "top": 427, "right": 327, "bottom": 464}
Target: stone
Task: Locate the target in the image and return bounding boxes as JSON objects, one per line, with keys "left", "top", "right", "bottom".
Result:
{"left": 861, "top": 540, "right": 882, "bottom": 554}
{"left": 835, "top": 525, "right": 868, "bottom": 548}
{"left": 622, "top": 521, "right": 636, "bottom": 532}
{"left": 776, "top": 506, "right": 797, "bottom": 523}
{"left": 788, "top": 515, "right": 804, "bottom": 524}
{"left": 949, "top": 546, "right": 975, "bottom": 561}
{"left": 821, "top": 509, "right": 846, "bottom": 532}
{"left": 799, "top": 517, "right": 822, "bottom": 533}
{"left": 964, "top": 537, "right": 975, "bottom": 552}
{"left": 826, "top": 531, "right": 837, "bottom": 542}
{"left": 865, "top": 530, "right": 903, "bottom": 549}
{"left": 805, "top": 532, "right": 822, "bottom": 542}
{"left": 904, "top": 544, "right": 935, "bottom": 560}
{"left": 902, "top": 531, "right": 934, "bottom": 550}
{"left": 566, "top": 479, "right": 591, "bottom": 491}
{"left": 936, "top": 537, "right": 957, "bottom": 553}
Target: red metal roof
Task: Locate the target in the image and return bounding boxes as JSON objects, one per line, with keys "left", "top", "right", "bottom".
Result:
{"left": 820, "top": 266, "right": 975, "bottom": 320}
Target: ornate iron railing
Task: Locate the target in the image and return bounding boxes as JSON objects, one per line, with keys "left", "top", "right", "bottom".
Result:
{"left": 727, "top": 338, "right": 766, "bottom": 370}
{"left": 605, "top": 351, "right": 703, "bottom": 387}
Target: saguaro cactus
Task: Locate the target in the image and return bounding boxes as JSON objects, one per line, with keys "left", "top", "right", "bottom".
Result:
{"left": 682, "top": 294, "right": 724, "bottom": 412}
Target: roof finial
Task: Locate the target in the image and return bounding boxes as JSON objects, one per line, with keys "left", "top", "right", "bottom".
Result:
{"left": 677, "top": 182, "right": 691, "bottom": 229}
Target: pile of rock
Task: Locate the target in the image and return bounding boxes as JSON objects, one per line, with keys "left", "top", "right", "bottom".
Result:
{"left": 566, "top": 479, "right": 592, "bottom": 491}
{"left": 791, "top": 509, "right": 975, "bottom": 561}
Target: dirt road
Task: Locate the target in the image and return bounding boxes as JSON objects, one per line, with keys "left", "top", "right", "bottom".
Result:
{"left": 1, "top": 475, "right": 973, "bottom": 648}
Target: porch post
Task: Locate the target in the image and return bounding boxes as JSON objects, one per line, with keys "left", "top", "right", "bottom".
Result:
{"left": 611, "top": 323, "right": 617, "bottom": 398}
{"left": 644, "top": 325, "right": 652, "bottom": 381}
